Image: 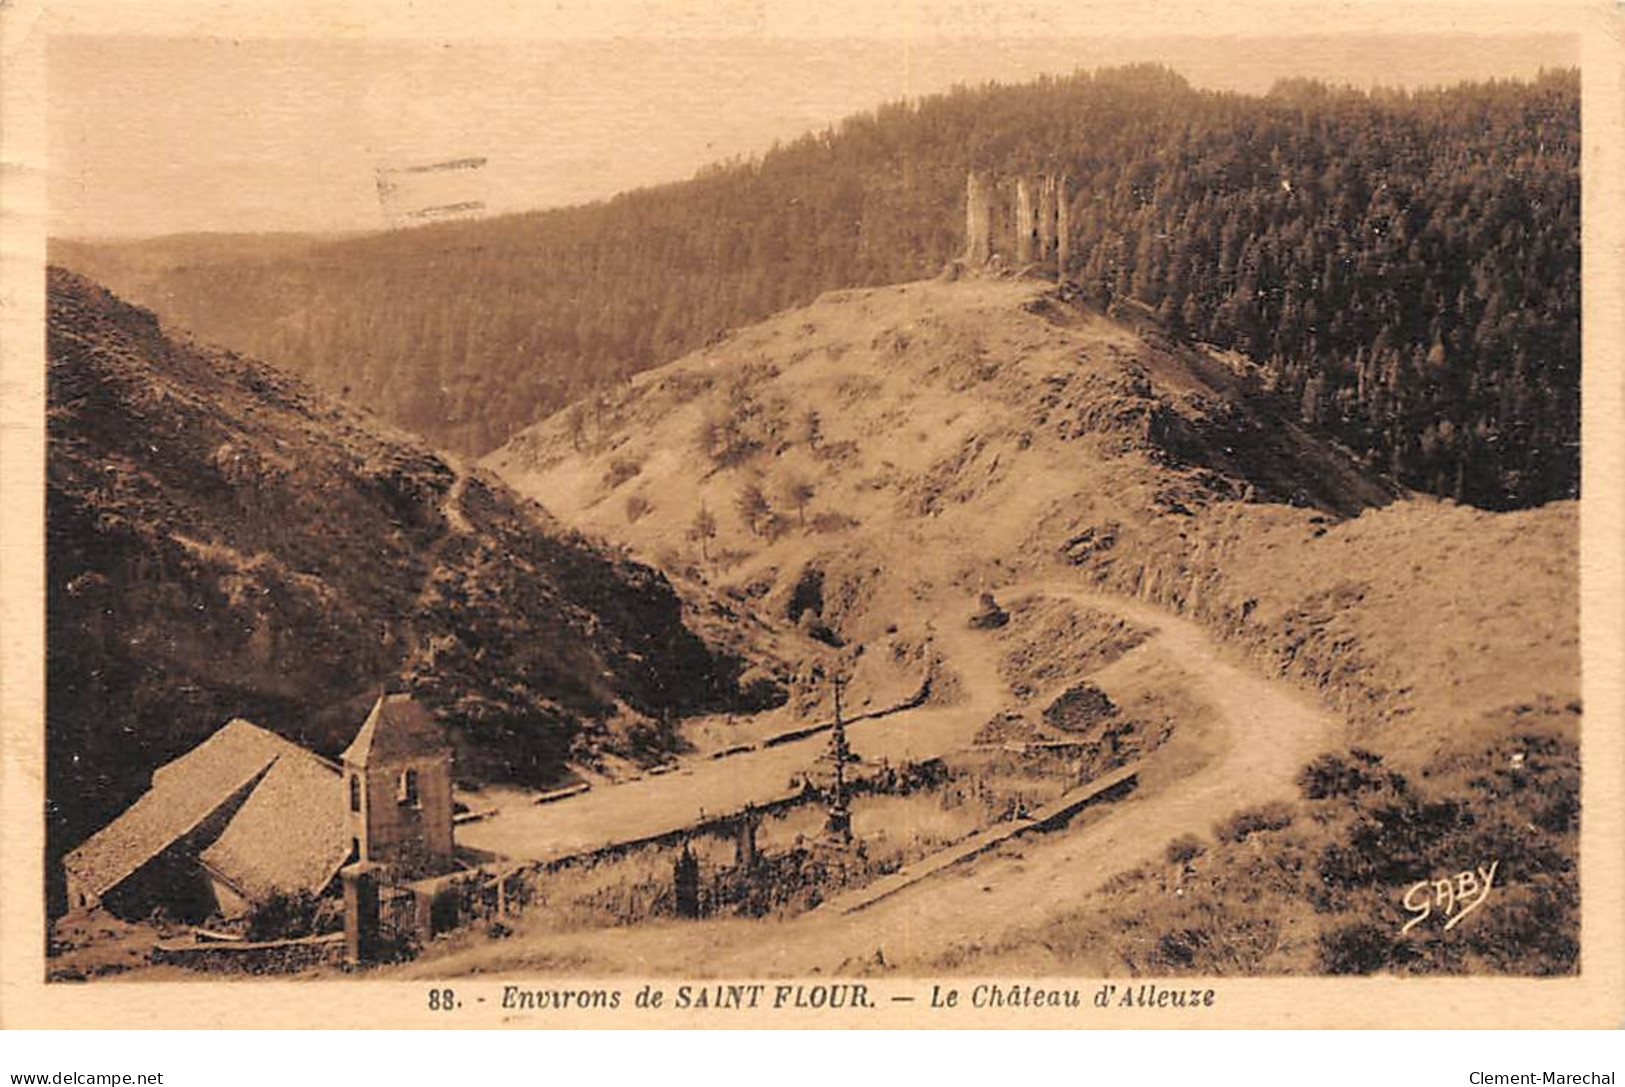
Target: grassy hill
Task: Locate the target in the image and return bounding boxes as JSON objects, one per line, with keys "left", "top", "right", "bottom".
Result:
{"left": 489, "top": 274, "right": 1576, "bottom": 758}
{"left": 53, "top": 65, "right": 1579, "bottom": 509}
{"left": 484, "top": 273, "right": 1578, "bottom": 973}
{"left": 45, "top": 268, "right": 795, "bottom": 903}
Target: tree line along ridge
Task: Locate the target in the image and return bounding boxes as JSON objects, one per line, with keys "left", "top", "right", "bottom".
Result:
{"left": 79, "top": 64, "right": 1578, "bottom": 510}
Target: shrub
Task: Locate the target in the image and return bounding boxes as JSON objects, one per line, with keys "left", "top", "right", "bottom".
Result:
{"left": 1151, "top": 928, "right": 1201, "bottom": 969}
{"left": 1215, "top": 800, "right": 1295, "bottom": 843}
{"left": 1042, "top": 682, "right": 1118, "bottom": 733}
{"left": 602, "top": 457, "right": 642, "bottom": 490}
{"left": 1297, "top": 750, "right": 1385, "bottom": 800}
{"left": 245, "top": 889, "right": 324, "bottom": 942}
{"left": 624, "top": 494, "right": 651, "bottom": 523}
{"left": 1317, "top": 794, "right": 1468, "bottom": 897}
{"left": 809, "top": 511, "right": 860, "bottom": 534}
{"left": 1318, "top": 921, "right": 1394, "bottom": 974}
{"left": 787, "top": 565, "right": 825, "bottom": 624}
{"left": 1165, "top": 833, "right": 1206, "bottom": 865}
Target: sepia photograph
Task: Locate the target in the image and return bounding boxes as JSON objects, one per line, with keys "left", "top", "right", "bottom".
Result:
{"left": 2, "top": 0, "right": 1622, "bottom": 1035}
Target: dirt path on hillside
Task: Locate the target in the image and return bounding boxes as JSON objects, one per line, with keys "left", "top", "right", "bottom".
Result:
{"left": 409, "top": 462, "right": 472, "bottom": 615}
{"left": 690, "top": 581, "right": 1342, "bottom": 973}
{"left": 439, "top": 460, "right": 472, "bottom": 534}
{"left": 1014, "top": 578, "right": 1341, "bottom": 792}
{"left": 410, "top": 581, "right": 1344, "bottom": 977}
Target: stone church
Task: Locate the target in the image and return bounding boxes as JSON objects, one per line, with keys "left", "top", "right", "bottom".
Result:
{"left": 62, "top": 692, "right": 456, "bottom": 923}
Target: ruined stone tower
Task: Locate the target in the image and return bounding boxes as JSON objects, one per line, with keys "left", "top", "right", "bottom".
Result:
{"left": 1014, "top": 177, "right": 1036, "bottom": 265}
{"left": 963, "top": 170, "right": 1070, "bottom": 276}
{"left": 1056, "top": 176, "right": 1071, "bottom": 276}
{"left": 964, "top": 171, "right": 994, "bottom": 266}
{"left": 1038, "top": 176, "right": 1058, "bottom": 262}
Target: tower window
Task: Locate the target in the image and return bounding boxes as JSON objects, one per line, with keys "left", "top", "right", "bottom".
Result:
{"left": 349, "top": 774, "right": 361, "bottom": 812}
{"left": 398, "top": 768, "right": 420, "bottom": 808}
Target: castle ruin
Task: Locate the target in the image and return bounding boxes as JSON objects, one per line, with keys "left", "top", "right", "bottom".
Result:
{"left": 963, "top": 170, "right": 1071, "bottom": 276}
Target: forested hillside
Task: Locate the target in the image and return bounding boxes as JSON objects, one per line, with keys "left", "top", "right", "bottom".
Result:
{"left": 54, "top": 65, "right": 1579, "bottom": 508}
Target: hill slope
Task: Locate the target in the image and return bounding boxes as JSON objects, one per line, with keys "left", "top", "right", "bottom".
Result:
{"left": 489, "top": 274, "right": 1576, "bottom": 758}
{"left": 54, "top": 65, "right": 1579, "bottom": 508}
{"left": 45, "top": 268, "right": 793, "bottom": 895}
{"left": 482, "top": 275, "right": 1578, "bottom": 971}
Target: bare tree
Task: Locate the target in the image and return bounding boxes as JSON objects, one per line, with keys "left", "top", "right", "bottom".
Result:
{"left": 735, "top": 482, "right": 772, "bottom": 537}
{"left": 800, "top": 408, "right": 822, "bottom": 449}
{"left": 565, "top": 402, "right": 589, "bottom": 452}
{"left": 688, "top": 502, "right": 718, "bottom": 562}
{"left": 778, "top": 471, "right": 816, "bottom": 527}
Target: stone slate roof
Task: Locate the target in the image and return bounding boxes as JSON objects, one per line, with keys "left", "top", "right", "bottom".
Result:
{"left": 63, "top": 720, "right": 284, "bottom": 901}
{"left": 63, "top": 719, "right": 345, "bottom": 906}
{"left": 341, "top": 693, "right": 449, "bottom": 768}
{"left": 200, "top": 746, "right": 348, "bottom": 904}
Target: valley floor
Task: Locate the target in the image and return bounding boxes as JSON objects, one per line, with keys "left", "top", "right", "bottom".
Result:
{"left": 394, "top": 575, "right": 1343, "bottom": 977}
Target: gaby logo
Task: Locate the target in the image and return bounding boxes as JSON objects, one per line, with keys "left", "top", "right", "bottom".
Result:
{"left": 1400, "top": 860, "right": 1499, "bottom": 935}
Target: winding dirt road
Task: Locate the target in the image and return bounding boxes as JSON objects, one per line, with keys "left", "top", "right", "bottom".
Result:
{"left": 412, "top": 580, "right": 1345, "bottom": 976}
{"left": 682, "top": 581, "right": 1344, "bottom": 974}
{"left": 779, "top": 580, "right": 1345, "bottom": 968}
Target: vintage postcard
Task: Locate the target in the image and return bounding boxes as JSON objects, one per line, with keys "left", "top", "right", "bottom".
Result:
{"left": 1, "top": 0, "right": 1621, "bottom": 1030}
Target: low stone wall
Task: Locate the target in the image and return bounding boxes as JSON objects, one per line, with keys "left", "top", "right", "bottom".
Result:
{"left": 152, "top": 931, "right": 345, "bottom": 973}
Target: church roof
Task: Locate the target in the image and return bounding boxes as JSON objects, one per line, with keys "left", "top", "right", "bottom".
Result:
{"left": 200, "top": 748, "right": 348, "bottom": 903}
{"left": 341, "top": 693, "right": 449, "bottom": 768}
{"left": 63, "top": 720, "right": 337, "bottom": 903}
